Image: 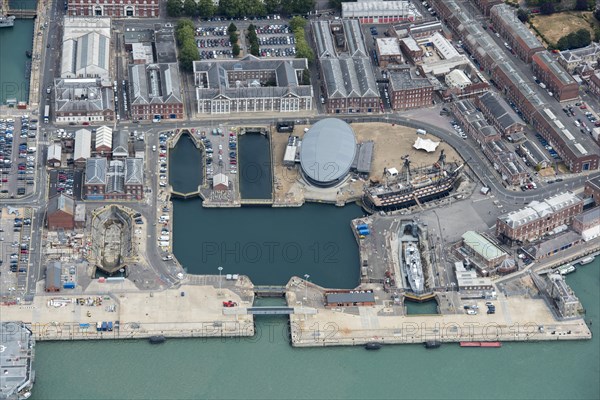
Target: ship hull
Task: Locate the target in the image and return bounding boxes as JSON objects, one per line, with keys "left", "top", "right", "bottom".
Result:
{"left": 362, "top": 175, "right": 459, "bottom": 214}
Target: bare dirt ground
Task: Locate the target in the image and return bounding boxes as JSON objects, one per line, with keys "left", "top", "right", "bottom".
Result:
{"left": 531, "top": 11, "right": 599, "bottom": 45}
{"left": 271, "top": 122, "right": 464, "bottom": 205}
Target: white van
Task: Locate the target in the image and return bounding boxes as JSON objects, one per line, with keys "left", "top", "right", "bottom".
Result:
{"left": 159, "top": 215, "right": 170, "bottom": 221}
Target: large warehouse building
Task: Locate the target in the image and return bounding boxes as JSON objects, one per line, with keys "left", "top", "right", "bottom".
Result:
{"left": 300, "top": 119, "right": 357, "bottom": 188}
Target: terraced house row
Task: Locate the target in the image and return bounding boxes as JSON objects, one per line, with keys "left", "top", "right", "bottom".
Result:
{"left": 431, "top": 0, "right": 599, "bottom": 172}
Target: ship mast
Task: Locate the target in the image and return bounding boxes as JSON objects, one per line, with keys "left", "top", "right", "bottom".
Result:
{"left": 401, "top": 155, "right": 411, "bottom": 185}
{"left": 437, "top": 149, "right": 446, "bottom": 176}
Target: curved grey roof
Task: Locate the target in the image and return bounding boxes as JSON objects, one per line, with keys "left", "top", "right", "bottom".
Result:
{"left": 300, "top": 118, "right": 356, "bottom": 185}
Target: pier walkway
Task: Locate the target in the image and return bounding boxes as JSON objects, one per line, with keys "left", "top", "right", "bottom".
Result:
{"left": 170, "top": 190, "right": 200, "bottom": 199}
{"left": 223, "top": 306, "right": 318, "bottom": 315}
{"left": 240, "top": 199, "right": 274, "bottom": 205}
{"left": 7, "top": 9, "right": 37, "bottom": 17}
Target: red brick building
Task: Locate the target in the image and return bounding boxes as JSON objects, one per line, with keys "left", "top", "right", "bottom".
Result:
{"left": 389, "top": 69, "right": 433, "bottom": 111}
{"left": 476, "top": 92, "right": 526, "bottom": 136}
{"left": 490, "top": 4, "right": 545, "bottom": 63}
{"left": 584, "top": 176, "right": 600, "bottom": 206}
{"left": 47, "top": 194, "right": 76, "bottom": 230}
{"left": 588, "top": 72, "right": 600, "bottom": 97}
{"left": 496, "top": 192, "right": 583, "bottom": 244}
{"left": 532, "top": 52, "right": 579, "bottom": 102}
{"left": 571, "top": 207, "right": 600, "bottom": 237}
{"left": 67, "top": 0, "right": 159, "bottom": 18}
{"left": 129, "top": 64, "right": 184, "bottom": 121}
{"left": 473, "top": 0, "right": 503, "bottom": 16}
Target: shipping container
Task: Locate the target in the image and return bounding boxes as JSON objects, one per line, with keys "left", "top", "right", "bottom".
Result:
{"left": 107, "top": 321, "right": 113, "bottom": 331}
{"left": 63, "top": 281, "right": 75, "bottom": 289}
{"left": 96, "top": 322, "right": 102, "bottom": 331}
{"left": 356, "top": 224, "right": 369, "bottom": 230}
{"left": 101, "top": 321, "right": 108, "bottom": 331}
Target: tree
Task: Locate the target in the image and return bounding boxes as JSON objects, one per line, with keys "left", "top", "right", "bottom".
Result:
{"left": 197, "top": 0, "right": 216, "bottom": 18}
{"left": 166, "top": 0, "right": 183, "bottom": 17}
{"left": 575, "top": 0, "right": 590, "bottom": 11}
{"left": 329, "top": 0, "right": 348, "bottom": 11}
{"left": 539, "top": 1, "right": 555, "bottom": 15}
{"left": 250, "top": 42, "right": 260, "bottom": 56}
{"left": 219, "top": 0, "right": 266, "bottom": 18}
{"left": 176, "top": 19, "right": 199, "bottom": 71}
{"left": 183, "top": 0, "right": 199, "bottom": 17}
{"left": 282, "top": 0, "right": 315, "bottom": 15}
{"left": 289, "top": 16, "right": 307, "bottom": 31}
{"left": 232, "top": 43, "right": 241, "bottom": 57}
{"left": 517, "top": 8, "right": 529, "bottom": 23}
{"left": 595, "top": 7, "right": 600, "bottom": 21}
{"left": 301, "top": 68, "right": 310, "bottom": 85}
{"left": 575, "top": 29, "right": 591, "bottom": 47}
{"left": 264, "top": 0, "right": 282, "bottom": 14}
{"left": 228, "top": 23, "right": 238, "bottom": 34}
{"left": 556, "top": 29, "right": 592, "bottom": 51}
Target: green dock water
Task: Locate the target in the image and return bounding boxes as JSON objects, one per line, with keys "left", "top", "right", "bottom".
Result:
{"left": 0, "top": 19, "right": 34, "bottom": 104}
{"left": 238, "top": 132, "right": 272, "bottom": 199}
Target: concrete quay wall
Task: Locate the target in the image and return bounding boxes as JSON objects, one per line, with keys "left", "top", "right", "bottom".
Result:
{"left": 1, "top": 283, "right": 254, "bottom": 341}
{"left": 288, "top": 294, "right": 593, "bottom": 348}
{"left": 26, "top": 320, "right": 254, "bottom": 342}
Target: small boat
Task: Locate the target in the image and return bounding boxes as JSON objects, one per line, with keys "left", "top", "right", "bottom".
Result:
{"left": 424, "top": 340, "right": 441, "bottom": 349}
{"left": 149, "top": 335, "right": 166, "bottom": 344}
{"left": 365, "top": 342, "right": 382, "bottom": 350}
{"left": 579, "top": 256, "right": 595, "bottom": 266}
{"left": 25, "top": 50, "right": 32, "bottom": 58}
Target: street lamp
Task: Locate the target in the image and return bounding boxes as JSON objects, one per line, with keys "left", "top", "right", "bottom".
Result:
{"left": 218, "top": 266, "right": 223, "bottom": 293}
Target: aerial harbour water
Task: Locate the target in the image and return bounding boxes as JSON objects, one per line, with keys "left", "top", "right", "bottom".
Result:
{"left": 0, "top": 19, "right": 34, "bottom": 103}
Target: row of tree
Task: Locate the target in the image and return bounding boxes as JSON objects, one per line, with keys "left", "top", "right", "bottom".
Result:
{"left": 175, "top": 19, "right": 200, "bottom": 71}
{"left": 289, "top": 16, "right": 314, "bottom": 62}
{"left": 228, "top": 23, "right": 241, "bottom": 57}
{"left": 247, "top": 24, "right": 260, "bottom": 57}
{"left": 526, "top": 0, "right": 593, "bottom": 15}
{"left": 167, "top": 0, "right": 315, "bottom": 18}
{"left": 168, "top": 0, "right": 216, "bottom": 18}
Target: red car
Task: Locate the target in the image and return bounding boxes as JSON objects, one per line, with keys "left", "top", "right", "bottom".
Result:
{"left": 580, "top": 104, "right": 587, "bottom": 109}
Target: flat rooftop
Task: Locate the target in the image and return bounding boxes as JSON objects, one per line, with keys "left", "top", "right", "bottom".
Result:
{"left": 377, "top": 38, "right": 402, "bottom": 56}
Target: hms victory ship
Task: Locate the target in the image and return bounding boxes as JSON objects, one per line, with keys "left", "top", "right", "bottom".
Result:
{"left": 0, "top": 15, "right": 16, "bottom": 28}
{"left": 403, "top": 242, "right": 424, "bottom": 293}
{"left": 362, "top": 150, "right": 464, "bottom": 213}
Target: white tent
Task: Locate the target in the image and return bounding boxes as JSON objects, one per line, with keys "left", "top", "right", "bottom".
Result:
{"left": 413, "top": 137, "right": 440, "bottom": 153}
